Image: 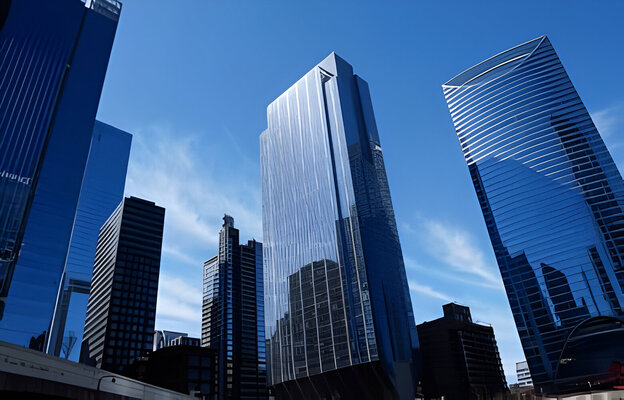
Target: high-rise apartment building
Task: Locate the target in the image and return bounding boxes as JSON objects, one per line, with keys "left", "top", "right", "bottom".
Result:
{"left": 516, "top": 361, "right": 533, "bottom": 388}
{"left": 443, "top": 36, "right": 624, "bottom": 393}
{"left": 154, "top": 330, "right": 190, "bottom": 351}
{"left": 47, "top": 121, "right": 131, "bottom": 361}
{"left": 261, "top": 53, "right": 418, "bottom": 400}
{"left": 202, "top": 215, "right": 266, "bottom": 399}
{"left": 417, "top": 303, "right": 508, "bottom": 400}
{"left": 0, "top": 0, "right": 121, "bottom": 348}
{"left": 80, "top": 197, "right": 165, "bottom": 372}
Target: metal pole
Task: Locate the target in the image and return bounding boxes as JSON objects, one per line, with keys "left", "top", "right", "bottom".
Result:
{"left": 97, "top": 375, "right": 117, "bottom": 392}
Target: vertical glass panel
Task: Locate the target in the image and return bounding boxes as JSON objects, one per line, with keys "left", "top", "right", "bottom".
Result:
{"left": 262, "top": 54, "right": 417, "bottom": 400}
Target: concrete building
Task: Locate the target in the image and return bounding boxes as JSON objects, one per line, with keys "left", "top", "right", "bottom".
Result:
{"left": 417, "top": 303, "right": 508, "bottom": 399}
{"left": 517, "top": 361, "right": 533, "bottom": 387}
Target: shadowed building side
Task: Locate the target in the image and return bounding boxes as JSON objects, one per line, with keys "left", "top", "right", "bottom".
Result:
{"left": 201, "top": 215, "right": 267, "bottom": 399}
{"left": 0, "top": 0, "right": 121, "bottom": 349}
{"left": 417, "top": 303, "right": 508, "bottom": 400}
{"left": 80, "top": 196, "right": 165, "bottom": 373}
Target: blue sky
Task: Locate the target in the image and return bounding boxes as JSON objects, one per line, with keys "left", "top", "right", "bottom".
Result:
{"left": 95, "top": 0, "right": 624, "bottom": 383}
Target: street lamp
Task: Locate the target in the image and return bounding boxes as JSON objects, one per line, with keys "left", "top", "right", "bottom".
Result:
{"left": 97, "top": 375, "right": 117, "bottom": 392}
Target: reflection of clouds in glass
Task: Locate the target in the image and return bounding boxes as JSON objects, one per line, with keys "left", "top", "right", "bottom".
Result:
{"left": 443, "top": 36, "right": 624, "bottom": 389}
{"left": 261, "top": 54, "right": 416, "bottom": 395}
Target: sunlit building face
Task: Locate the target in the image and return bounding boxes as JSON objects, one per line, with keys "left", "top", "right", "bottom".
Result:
{"left": 443, "top": 36, "right": 624, "bottom": 393}
{"left": 261, "top": 53, "right": 418, "bottom": 399}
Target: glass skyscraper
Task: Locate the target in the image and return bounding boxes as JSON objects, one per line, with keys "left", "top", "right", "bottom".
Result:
{"left": 47, "top": 121, "right": 131, "bottom": 361}
{"left": 261, "top": 53, "right": 418, "bottom": 400}
{"left": 202, "top": 215, "right": 267, "bottom": 399}
{"left": 0, "top": 0, "right": 121, "bottom": 348}
{"left": 81, "top": 196, "right": 165, "bottom": 372}
{"left": 443, "top": 36, "right": 624, "bottom": 393}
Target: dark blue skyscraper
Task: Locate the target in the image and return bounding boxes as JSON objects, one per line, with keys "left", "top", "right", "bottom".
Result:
{"left": 202, "top": 215, "right": 267, "bottom": 399}
{"left": 0, "top": 0, "right": 121, "bottom": 348}
{"left": 443, "top": 36, "right": 624, "bottom": 393}
{"left": 261, "top": 53, "right": 418, "bottom": 399}
{"left": 47, "top": 121, "right": 131, "bottom": 360}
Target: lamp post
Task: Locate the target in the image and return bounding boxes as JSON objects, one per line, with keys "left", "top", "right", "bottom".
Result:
{"left": 97, "top": 375, "right": 117, "bottom": 392}
{"left": 96, "top": 374, "right": 148, "bottom": 398}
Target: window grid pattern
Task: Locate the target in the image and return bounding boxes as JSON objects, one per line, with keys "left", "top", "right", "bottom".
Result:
{"left": 201, "top": 217, "right": 267, "bottom": 399}
{"left": 443, "top": 36, "right": 624, "bottom": 388}
{"left": 81, "top": 197, "right": 164, "bottom": 372}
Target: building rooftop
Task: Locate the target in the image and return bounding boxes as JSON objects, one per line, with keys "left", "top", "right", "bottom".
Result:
{"left": 84, "top": 0, "right": 122, "bottom": 21}
{"left": 443, "top": 36, "right": 546, "bottom": 88}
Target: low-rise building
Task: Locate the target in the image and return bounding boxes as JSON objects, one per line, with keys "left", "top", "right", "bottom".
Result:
{"left": 417, "top": 303, "right": 508, "bottom": 400}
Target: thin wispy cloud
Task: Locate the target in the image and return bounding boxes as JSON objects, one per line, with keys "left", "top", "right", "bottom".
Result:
{"left": 420, "top": 219, "right": 502, "bottom": 288}
{"left": 408, "top": 280, "right": 451, "bottom": 302}
{"left": 125, "top": 123, "right": 262, "bottom": 333}
{"left": 125, "top": 123, "right": 262, "bottom": 263}
{"left": 592, "top": 102, "right": 624, "bottom": 174}
{"left": 592, "top": 102, "right": 623, "bottom": 139}
{"left": 162, "top": 245, "right": 198, "bottom": 267}
{"left": 404, "top": 254, "right": 501, "bottom": 290}
{"left": 156, "top": 275, "right": 202, "bottom": 324}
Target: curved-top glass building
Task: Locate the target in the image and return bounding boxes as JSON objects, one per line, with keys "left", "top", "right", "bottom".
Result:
{"left": 443, "top": 36, "right": 624, "bottom": 393}
{"left": 261, "top": 53, "right": 418, "bottom": 400}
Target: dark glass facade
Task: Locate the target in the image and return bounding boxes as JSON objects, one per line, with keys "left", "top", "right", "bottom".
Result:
{"left": 80, "top": 197, "right": 165, "bottom": 373}
{"left": 202, "top": 215, "right": 267, "bottom": 399}
{"left": 443, "top": 36, "right": 624, "bottom": 393}
{"left": 125, "top": 345, "right": 218, "bottom": 399}
{"left": 47, "top": 121, "right": 131, "bottom": 361}
{"left": 417, "top": 303, "right": 508, "bottom": 400}
{"left": 0, "top": 0, "right": 120, "bottom": 348}
{"left": 261, "top": 53, "right": 418, "bottom": 399}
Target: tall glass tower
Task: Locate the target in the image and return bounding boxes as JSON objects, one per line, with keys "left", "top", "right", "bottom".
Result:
{"left": 202, "top": 215, "right": 267, "bottom": 399}
{"left": 0, "top": 0, "right": 121, "bottom": 348}
{"left": 261, "top": 53, "right": 418, "bottom": 400}
{"left": 443, "top": 36, "right": 624, "bottom": 393}
{"left": 47, "top": 121, "right": 131, "bottom": 361}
